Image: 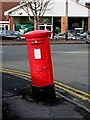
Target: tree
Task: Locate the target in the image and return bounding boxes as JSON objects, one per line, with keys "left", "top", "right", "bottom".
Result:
{"left": 20, "top": 0, "right": 52, "bottom": 30}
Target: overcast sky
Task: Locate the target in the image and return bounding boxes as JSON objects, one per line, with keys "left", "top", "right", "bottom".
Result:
{"left": 79, "top": 0, "right": 90, "bottom": 5}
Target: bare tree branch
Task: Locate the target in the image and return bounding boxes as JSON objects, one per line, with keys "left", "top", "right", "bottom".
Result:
{"left": 19, "top": 0, "right": 52, "bottom": 30}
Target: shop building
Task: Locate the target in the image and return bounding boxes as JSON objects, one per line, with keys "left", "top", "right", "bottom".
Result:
{"left": 3, "top": 0, "right": 90, "bottom": 38}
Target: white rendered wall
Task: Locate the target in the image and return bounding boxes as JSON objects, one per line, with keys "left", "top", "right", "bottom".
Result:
{"left": 4, "top": 0, "right": 89, "bottom": 17}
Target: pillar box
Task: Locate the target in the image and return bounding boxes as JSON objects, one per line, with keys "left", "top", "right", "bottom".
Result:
{"left": 23, "top": 30, "right": 56, "bottom": 102}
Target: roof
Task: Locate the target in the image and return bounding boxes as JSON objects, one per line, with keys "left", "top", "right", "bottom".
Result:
{"left": 4, "top": 0, "right": 89, "bottom": 17}
{"left": 1, "top": 2, "right": 19, "bottom": 20}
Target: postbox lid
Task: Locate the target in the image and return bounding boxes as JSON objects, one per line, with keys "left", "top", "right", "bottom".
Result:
{"left": 23, "top": 30, "right": 51, "bottom": 39}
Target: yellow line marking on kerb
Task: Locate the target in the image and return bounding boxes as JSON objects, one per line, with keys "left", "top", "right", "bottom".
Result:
{"left": 55, "top": 81, "right": 90, "bottom": 97}
{"left": 55, "top": 84, "right": 90, "bottom": 102}
{"left": 0, "top": 68, "right": 31, "bottom": 79}
{"left": 0, "top": 68, "right": 30, "bottom": 76}
{"left": 0, "top": 68, "right": 90, "bottom": 102}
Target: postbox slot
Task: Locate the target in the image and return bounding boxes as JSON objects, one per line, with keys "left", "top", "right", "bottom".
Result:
{"left": 31, "top": 42, "right": 42, "bottom": 45}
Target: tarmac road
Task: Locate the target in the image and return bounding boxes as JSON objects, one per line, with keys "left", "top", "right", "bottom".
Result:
{"left": 2, "top": 44, "right": 89, "bottom": 93}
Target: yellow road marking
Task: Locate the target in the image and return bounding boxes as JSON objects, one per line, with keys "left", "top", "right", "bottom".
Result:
{"left": 0, "top": 68, "right": 90, "bottom": 102}
{"left": 55, "top": 84, "right": 90, "bottom": 102}
{"left": 0, "top": 68, "right": 30, "bottom": 76}
{"left": 0, "top": 68, "right": 31, "bottom": 79}
{"left": 55, "top": 81, "right": 90, "bottom": 97}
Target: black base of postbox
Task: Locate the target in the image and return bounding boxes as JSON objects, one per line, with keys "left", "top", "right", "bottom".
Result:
{"left": 31, "top": 84, "right": 56, "bottom": 102}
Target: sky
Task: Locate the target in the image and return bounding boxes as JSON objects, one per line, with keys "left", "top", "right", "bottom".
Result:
{"left": 78, "top": 0, "right": 90, "bottom": 5}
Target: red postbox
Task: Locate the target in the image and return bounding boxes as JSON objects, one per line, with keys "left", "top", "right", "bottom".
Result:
{"left": 23, "top": 30, "right": 56, "bottom": 101}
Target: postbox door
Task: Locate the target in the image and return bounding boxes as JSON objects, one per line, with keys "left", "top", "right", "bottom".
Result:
{"left": 30, "top": 40, "right": 53, "bottom": 87}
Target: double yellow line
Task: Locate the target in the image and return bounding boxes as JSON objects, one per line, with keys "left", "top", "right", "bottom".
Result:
{"left": 0, "top": 68, "right": 31, "bottom": 79}
{"left": 55, "top": 81, "right": 90, "bottom": 102}
{"left": 0, "top": 68, "right": 90, "bottom": 102}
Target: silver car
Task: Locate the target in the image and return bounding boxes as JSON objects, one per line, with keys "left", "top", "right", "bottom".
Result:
{"left": 54, "top": 32, "right": 76, "bottom": 40}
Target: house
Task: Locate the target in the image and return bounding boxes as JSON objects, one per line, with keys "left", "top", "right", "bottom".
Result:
{"left": 2, "top": 0, "right": 90, "bottom": 38}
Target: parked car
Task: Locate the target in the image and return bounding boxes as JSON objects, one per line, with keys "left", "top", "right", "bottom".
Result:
{"left": 54, "top": 33, "right": 65, "bottom": 39}
{"left": 10, "top": 30, "right": 25, "bottom": 39}
{"left": 0, "top": 30, "right": 18, "bottom": 40}
{"left": 68, "top": 33, "right": 76, "bottom": 40}
{"left": 80, "top": 32, "right": 88, "bottom": 39}
{"left": 68, "top": 30, "right": 87, "bottom": 40}
{"left": 86, "top": 30, "right": 90, "bottom": 44}
{"left": 0, "top": 30, "right": 24, "bottom": 40}
{"left": 54, "top": 32, "right": 76, "bottom": 40}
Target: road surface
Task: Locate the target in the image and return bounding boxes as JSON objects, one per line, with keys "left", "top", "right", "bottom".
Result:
{"left": 2, "top": 44, "right": 89, "bottom": 93}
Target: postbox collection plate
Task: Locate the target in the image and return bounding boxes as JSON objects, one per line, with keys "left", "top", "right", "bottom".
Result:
{"left": 34, "top": 49, "right": 41, "bottom": 59}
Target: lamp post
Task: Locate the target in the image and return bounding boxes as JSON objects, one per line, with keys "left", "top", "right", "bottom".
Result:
{"left": 65, "top": 0, "right": 68, "bottom": 40}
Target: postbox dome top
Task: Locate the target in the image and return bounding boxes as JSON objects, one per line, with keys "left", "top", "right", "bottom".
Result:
{"left": 23, "top": 30, "right": 51, "bottom": 39}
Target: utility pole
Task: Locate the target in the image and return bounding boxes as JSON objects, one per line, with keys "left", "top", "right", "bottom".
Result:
{"left": 65, "top": 0, "right": 68, "bottom": 40}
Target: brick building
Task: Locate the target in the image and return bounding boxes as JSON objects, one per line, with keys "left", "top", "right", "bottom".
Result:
{"left": 0, "top": 2, "right": 19, "bottom": 20}
{"left": 0, "top": 0, "right": 19, "bottom": 30}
